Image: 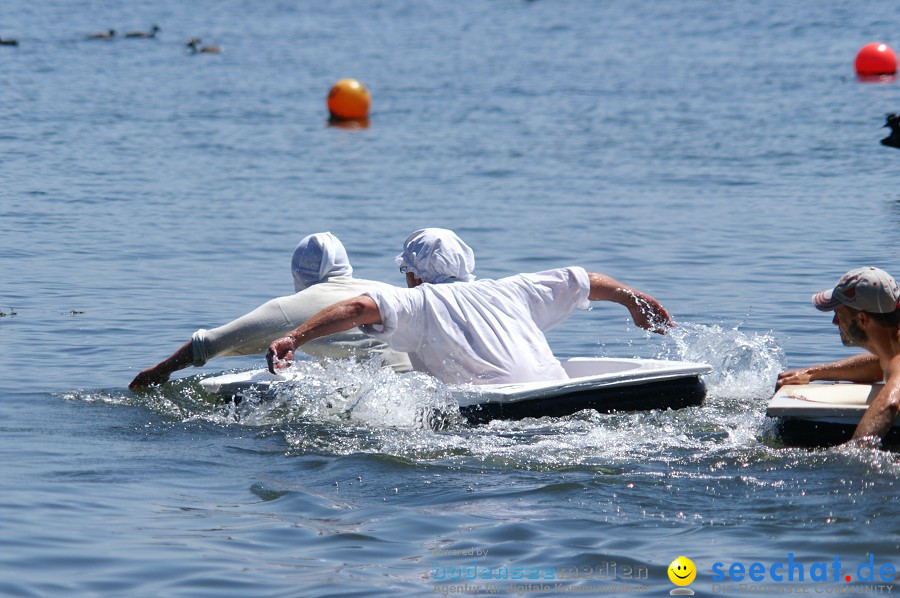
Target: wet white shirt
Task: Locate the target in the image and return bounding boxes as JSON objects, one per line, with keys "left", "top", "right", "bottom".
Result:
{"left": 191, "top": 276, "right": 412, "bottom": 372}
{"left": 360, "top": 267, "right": 591, "bottom": 385}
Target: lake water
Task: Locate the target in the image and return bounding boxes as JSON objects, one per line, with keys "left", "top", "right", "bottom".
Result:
{"left": 1, "top": 0, "right": 898, "bottom": 595}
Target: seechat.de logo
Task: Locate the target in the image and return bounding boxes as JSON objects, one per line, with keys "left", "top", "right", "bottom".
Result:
{"left": 711, "top": 553, "right": 897, "bottom": 583}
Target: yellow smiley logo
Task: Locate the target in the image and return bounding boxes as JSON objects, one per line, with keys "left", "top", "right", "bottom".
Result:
{"left": 668, "top": 556, "right": 696, "bottom": 586}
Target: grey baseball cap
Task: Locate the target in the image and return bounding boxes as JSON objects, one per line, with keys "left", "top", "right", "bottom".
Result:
{"left": 813, "top": 266, "right": 900, "bottom": 313}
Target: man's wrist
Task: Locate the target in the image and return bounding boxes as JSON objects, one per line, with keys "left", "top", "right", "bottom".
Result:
{"left": 614, "top": 286, "right": 637, "bottom": 307}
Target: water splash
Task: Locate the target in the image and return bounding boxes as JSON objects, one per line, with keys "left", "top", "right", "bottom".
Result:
{"left": 656, "top": 322, "right": 786, "bottom": 401}
{"left": 208, "top": 359, "right": 462, "bottom": 431}
{"left": 59, "top": 324, "right": 899, "bottom": 473}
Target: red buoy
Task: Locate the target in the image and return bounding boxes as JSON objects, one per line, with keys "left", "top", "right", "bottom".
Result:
{"left": 855, "top": 42, "right": 898, "bottom": 76}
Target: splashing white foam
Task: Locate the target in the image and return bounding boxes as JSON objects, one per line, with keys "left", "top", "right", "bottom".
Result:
{"left": 656, "top": 322, "right": 786, "bottom": 402}
{"left": 231, "top": 359, "right": 462, "bottom": 430}
{"left": 67, "top": 321, "right": 869, "bottom": 468}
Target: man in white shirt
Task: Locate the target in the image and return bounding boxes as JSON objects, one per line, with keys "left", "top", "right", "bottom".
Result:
{"left": 267, "top": 228, "right": 673, "bottom": 385}
{"left": 129, "top": 232, "right": 411, "bottom": 389}
{"left": 776, "top": 266, "right": 900, "bottom": 443}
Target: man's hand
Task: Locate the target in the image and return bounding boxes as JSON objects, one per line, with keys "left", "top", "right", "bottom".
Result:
{"left": 627, "top": 291, "right": 675, "bottom": 334}
{"left": 266, "top": 336, "right": 296, "bottom": 374}
{"left": 775, "top": 368, "right": 813, "bottom": 391}
{"left": 129, "top": 367, "right": 170, "bottom": 390}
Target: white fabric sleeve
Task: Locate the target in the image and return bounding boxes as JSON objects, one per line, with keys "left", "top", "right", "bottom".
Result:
{"left": 359, "top": 288, "right": 425, "bottom": 353}
{"left": 190, "top": 296, "right": 294, "bottom": 366}
{"left": 191, "top": 330, "right": 212, "bottom": 366}
{"left": 513, "top": 267, "right": 591, "bottom": 332}
{"left": 359, "top": 290, "right": 399, "bottom": 337}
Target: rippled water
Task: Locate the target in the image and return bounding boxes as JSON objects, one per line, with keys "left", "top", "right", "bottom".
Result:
{"left": 2, "top": 0, "right": 898, "bottom": 595}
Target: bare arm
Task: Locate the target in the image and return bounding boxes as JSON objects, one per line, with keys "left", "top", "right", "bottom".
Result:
{"left": 587, "top": 272, "right": 674, "bottom": 333}
{"left": 775, "top": 353, "right": 883, "bottom": 391}
{"left": 852, "top": 355, "right": 900, "bottom": 441}
{"left": 129, "top": 340, "right": 194, "bottom": 390}
{"left": 267, "top": 296, "right": 382, "bottom": 373}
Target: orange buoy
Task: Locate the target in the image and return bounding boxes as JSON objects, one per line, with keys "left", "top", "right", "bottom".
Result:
{"left": 855, "top": 42, "right": 898, "bottom": 76}
{"left": 327, "top": 78, "right": 371, "bottom": 120}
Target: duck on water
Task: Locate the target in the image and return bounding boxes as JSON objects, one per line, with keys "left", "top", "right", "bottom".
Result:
{"left": 186, "top": 38, "right": 221, "bottom": 54}
{"left": 125, "top": 25, "right": 160, "bottom": 39}
{"left": 881, "top": 113, "right": 900, "bottom": 149}
{"left": 86, "top": 29, "right": 116, "bottom": 40}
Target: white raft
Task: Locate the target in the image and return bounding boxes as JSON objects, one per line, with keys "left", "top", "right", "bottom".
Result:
{"left": 200, "top": 357, "right": 712, "bottom": 424}
{"left": 767, "top": 383, "right": 899, "bottom": 446}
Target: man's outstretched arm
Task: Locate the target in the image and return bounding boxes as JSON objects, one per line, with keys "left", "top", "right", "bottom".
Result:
{"left": 586, "top": 272, "right": 674, "bottom": 333}
{"left": 775, "top": 353, "right": 883, "bottom": 391}
{"left": 130, "top": 340, "right": 194, "bottom": 390}
{"left": 267, "top": 296, "right": 382, "bottom": 373}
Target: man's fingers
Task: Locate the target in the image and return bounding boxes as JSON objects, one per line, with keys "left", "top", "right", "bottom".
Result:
{"left": 267, "top": 337, "right": 296, "bottom": 373}
{"left": 775, "top": 369, "right": 810, "bottom": 391}
{"left": 652, "top": 321, "right": 672, "bottom": 334}
{"left": 631, "top": 295, "right": 674, "bottom": 333}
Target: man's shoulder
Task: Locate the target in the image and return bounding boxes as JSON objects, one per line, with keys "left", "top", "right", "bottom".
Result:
{"left": 321, "top": 276, "right": 402, "bottom": 292}
{"left": 501, "top": 266, "right": 587, "bottom": 285}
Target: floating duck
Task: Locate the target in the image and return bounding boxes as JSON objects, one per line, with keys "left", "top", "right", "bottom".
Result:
{"left": 881, "top": 113, "right": 900, "bottom": 149}
{"left": 0, "top": 36, "right": 18, "bottom": 46}
{"left": 86, "top": 29, "right": 116, "bottom": 40}
{"left": 125, "top": 25, "right": 160, "bottom": 39}
{"left": 186, "top": 38, "right": 221, "bottom": 54}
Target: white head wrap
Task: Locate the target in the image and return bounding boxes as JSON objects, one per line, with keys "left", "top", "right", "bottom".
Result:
{"left": 395, "top": 228, "right": 475, "bottom": 284}
{"left": 291, "top": 232, "right": 353, "bottom": 292}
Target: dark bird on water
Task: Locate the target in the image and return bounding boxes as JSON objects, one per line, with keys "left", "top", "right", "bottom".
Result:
{"left": 882, "top": 113, "right": 900, "bottom": 149}
{"left": 0, "top": 36, "right": 18, "bottom": 46}
{"left": 186, "top": 38, "right": 221, "bottom": 54}
{"left": 86, "top": 29, "right": 116, "bottom": 40}
{"left": 125, "top": 25, "right": 160, "bottom": 39}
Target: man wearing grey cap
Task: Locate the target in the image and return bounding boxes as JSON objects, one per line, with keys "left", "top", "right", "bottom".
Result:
{"left": 776, "top": 266, "right": 900, "bottom": 443}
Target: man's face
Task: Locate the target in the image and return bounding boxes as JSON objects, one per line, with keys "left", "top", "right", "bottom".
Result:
{"left": 833, "top": 305, "right": 868, "bottom": 346}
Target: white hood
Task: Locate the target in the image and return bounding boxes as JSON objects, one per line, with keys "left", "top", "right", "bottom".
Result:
{"left": 291, "top": 232, "right": 353, "bottom": 292}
